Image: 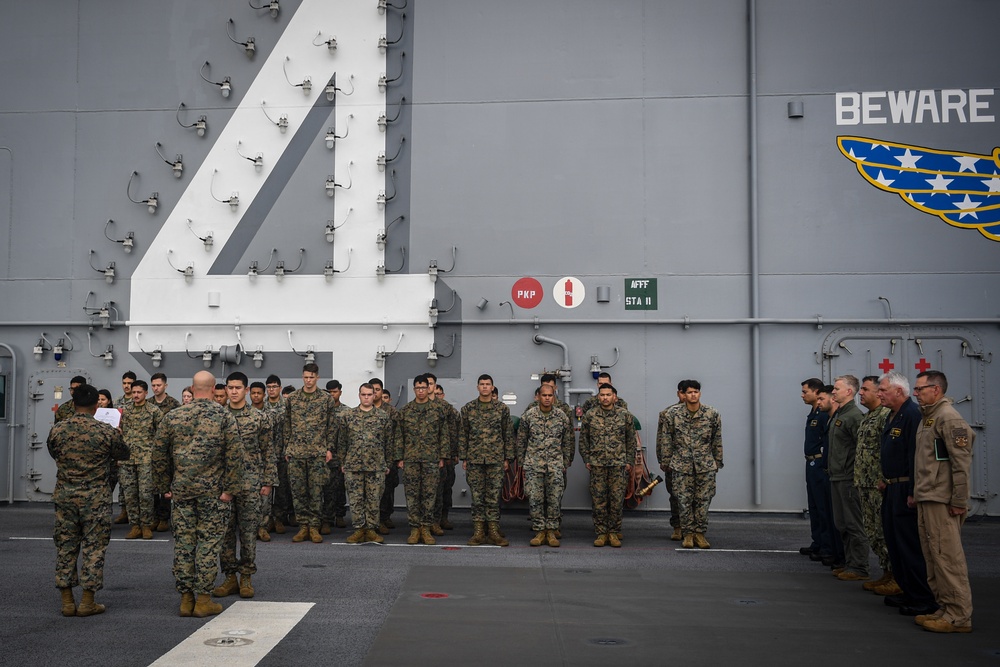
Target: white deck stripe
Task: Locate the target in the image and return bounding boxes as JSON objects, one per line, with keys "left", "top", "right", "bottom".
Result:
{"left": 149, "top": 601, "right": 313, "bottom": 667}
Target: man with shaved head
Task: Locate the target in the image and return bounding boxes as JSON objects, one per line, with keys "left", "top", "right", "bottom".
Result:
{"left": 153, "top": 371, "right": 244, "bottom": 618}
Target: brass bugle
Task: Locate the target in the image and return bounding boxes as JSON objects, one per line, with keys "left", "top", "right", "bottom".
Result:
{"left": 637, "top": 474, "right": 664, "bottom": 497}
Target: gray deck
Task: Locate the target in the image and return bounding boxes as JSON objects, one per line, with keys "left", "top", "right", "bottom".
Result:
{"left": 1, "top": 504, "right": 997, "bottom": 666}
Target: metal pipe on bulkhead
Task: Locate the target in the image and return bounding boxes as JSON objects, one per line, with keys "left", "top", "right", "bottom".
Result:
{"left": 532, "top": 334, "right": 572, "bottom": 405}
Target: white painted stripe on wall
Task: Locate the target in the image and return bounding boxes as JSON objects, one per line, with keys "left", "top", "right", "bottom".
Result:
{"left": 149, "top": 601, "right": 314, "bottom": 667}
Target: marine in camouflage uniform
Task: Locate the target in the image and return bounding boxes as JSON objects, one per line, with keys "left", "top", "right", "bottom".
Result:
{"left": 657, "top": 380, "right": 722, "bottom": 548}
{"left": 337, "top": 384, "right": 393, "bottom": 543}
{"left": 152, "top": 371, "right": 244, "bottom": 617}
{"left": 47, "top": 384, "right": 129, "bottom": 617}
{"left": 432, "top": 388, "right": 460, "bottom": 531}
{"left": 517, "top": 384, "right": 575, "bottom": 546}
{"left": 459, "top": 374, "right": 513, "bottom": 546}
{"left": 580, "top": 384, "right": 636, "bottom": 546}
{"left": 656, "top": 401, "right": 684, "bottom": 537}
{"left": 394, "top": 375, "right": 449, "bottom": 544}
{"left": 322, "top": 387, "right": 351, "bottom": 532}
{"left": 53, "top": 376, "right": 87, "bottom": 424}
{"left": 855, "top": 376, "right": 891, "bottom": 579}
{"left": 151, "top": 380, "right": 181, "bottom": 532}
{"left": 284, "top": 365, "right": 337, "bottom": 541}
{"left": 373, "top": 381, "right": 400, "bottom": 529}
{"left": 120, "top": 383, "right": 163, "bottom": 537}
{"left": 263, "top": 389, "right": 291, "bottom": 528}
{"left": 215, "top": 374, "right": 276, "bottom": 598}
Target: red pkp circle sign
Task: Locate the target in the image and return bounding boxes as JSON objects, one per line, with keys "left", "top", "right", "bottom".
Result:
{"left": 511, "top": 277, "right": 544, "bottom": 309}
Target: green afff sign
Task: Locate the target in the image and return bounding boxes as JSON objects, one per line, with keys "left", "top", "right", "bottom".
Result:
{"left": 624, "top": 278, "right": 657, "bottom": 310}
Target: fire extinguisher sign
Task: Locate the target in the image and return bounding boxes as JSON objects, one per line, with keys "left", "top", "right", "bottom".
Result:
{"left": 552, "top": 277, "right": 585, "bottom": 309}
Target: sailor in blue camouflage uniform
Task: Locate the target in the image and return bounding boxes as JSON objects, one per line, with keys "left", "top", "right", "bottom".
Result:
{"left": 338, "top": 383, "right": 394, "bottom": 544}
{"left": 47, "top": 384, "right": 130, "bottom": 617}
{"left": 152, "top": 371, "right": 244, "bottom": 618}
{"left": 517, "top": 383, "right": 575, "bottom": 548}
{"left": 284, "top": 363, "right": 337, "bottom": 544}
{"left": 459, "top": 374, "right": 513, "bottom": 546}
{"left": 213, "top": 372, "right": 276, "bottom": 600}
{"left": 580, "top": 383, "right": 636, "bottom": 547}
{"left": 657, "top": 379, "right": 722, "bottom": 549}
{"left": 395, "top": 374, "right": 449, "bottom": 545}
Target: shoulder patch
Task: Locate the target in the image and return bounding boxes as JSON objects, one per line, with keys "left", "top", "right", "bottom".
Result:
{"left": 953, "top": 429, "right": 969, "bottom": 449}
{"left": 923, "top": 418, "right": 934, "bottom": 427}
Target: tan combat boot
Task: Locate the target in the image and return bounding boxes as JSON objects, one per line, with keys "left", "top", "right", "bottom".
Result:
{"left": 346, "top": 528, "right": 366, "bottom": 544}
{"left": 213, "top": 574, "right": 239, "bottom": 597}
{"left": 694, "top": 533, "right": 711, "bottom": 549}
{"left": 430, "top": 523, "right": 445, "bottom": 536}
{"left": 406, "top": 528, "right": 421, "bottom": 545}
{"left": 272, "top": 517, "right": 286, "bottom": 534}
{"left": 682, "top": 533, "right": 694, "bottom": 548}
{"left": 440, "top": 512, "right": 454, "bottom": 530}
{"left": 365, "top": 529, "right": 384, "bottom": 544}
{"left": 142, "top": 526, "right": 154, "bottom": 539}
{"left": 125, "top": 525, "right": 142, "bottom": 539}
{"left": 546, "top": 531, "right": 560, "bottom": 548}
{"left": 420, "top": 525, "right": 437, "bottom": 545}
{"left": 529, "top": 530, "right": 547, "bottom": 547}
{"left": 863, "top": 570, "right": 892, "bottom": 591}
{"left": 378, "top": 522, "right": 391, "bottom": 535}
{"left": 593, "top": 534, "right": 607, "bottom": 547}
{"left": 608, "top": 533, "right": 622, "bottom": 548}
{"left": 192, "top": 593, "right": 223, "bottom": 618}
{"left": 239, "top": 575, "right": 254, "bottom": 599}
{"left": 179, "top": 592, "right": 195, "bottom": 617}
{"left": 258, "top": 527, "right": 271, "bottom": 542}
{"left": 487, "top": 522, "right": 509, "bottom": 547}
{"left": 291, "top": 525, "right": 310, "bottom": 543}
{"left": 468, "top": 521, "right": 486, "bottom": 546}
{"left": 671, "top": 527, "right": 682, "bottom": 541}
{"left": 76, "top": 590, "right": 105, "bottom": 617}
{"left": 309, "top": 526, "right": 323, "bottom": 543}
{"left": 59, "top": 587, "right": 76, "bottom": 617}
{"left": 155, "top": 520, "right": 170, "bottom": 532}
{"left": 114, "top": 508, "right": 129, "bottom": 524}
{"left": 320, "top": 522, "right": 332, "bottom": 535}
{"left": 872, "top": 579, "right": 903, "bottom": 596}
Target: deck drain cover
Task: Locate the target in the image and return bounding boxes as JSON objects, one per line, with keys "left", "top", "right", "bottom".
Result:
{"left": 564, "top": 569, "right": 592, "bottom": 574}
{"left": 204, "top": 637, "right": 254, "bottom": 648}
{"left": 588, "top": 638, "right": 629, "bottom": 647}
{"left": 732, "top": 598, "right": 762, "bottom": 606}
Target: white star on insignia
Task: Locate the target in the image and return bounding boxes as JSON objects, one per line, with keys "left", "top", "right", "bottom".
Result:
{"left": 894, "top": 149, "right": 921, "bottom": 169}
{"left": 981, "top": 172, "right": 1000, "bottom": 193}
{"left": 925, "top": 173, "right": 953, "bottom": 191}
{"left": 954, "top": 194, "right": 981, "bottom": 219}
{"left": 953, "top": 155, "right": 979, "bottom": 173}
{"left": 875, "top": 170, "right": 895, "bottom": 186}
